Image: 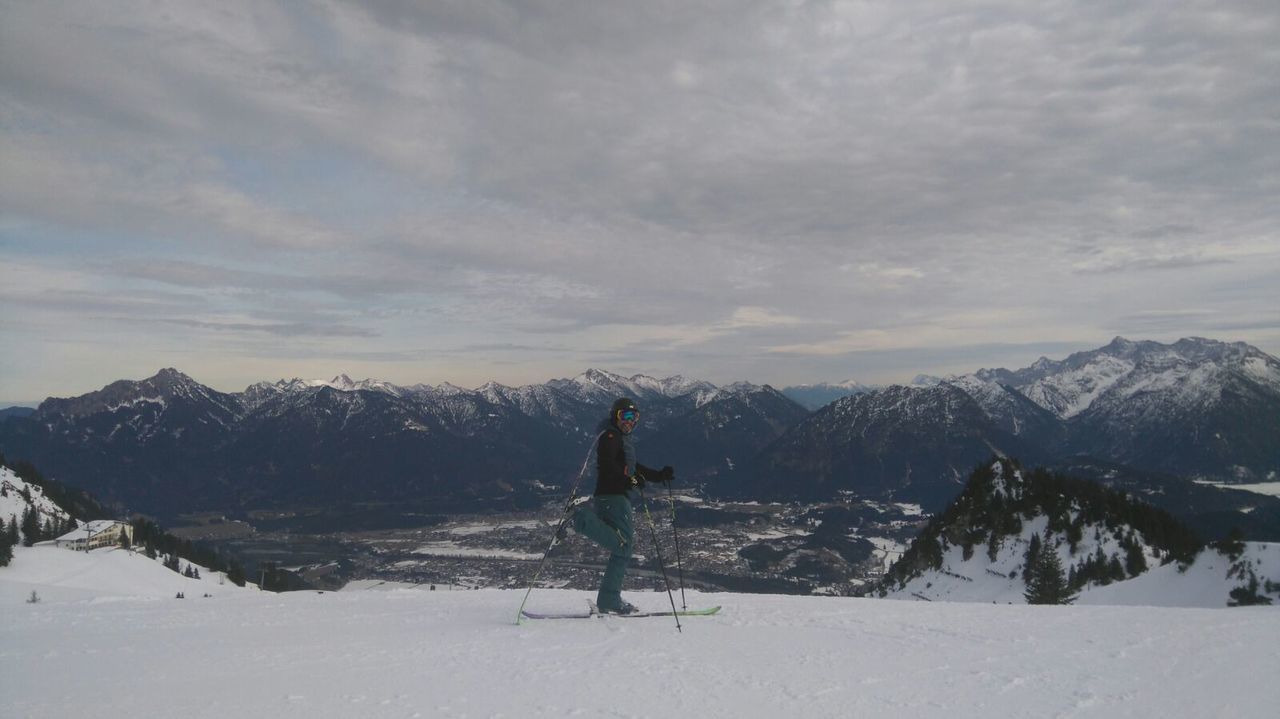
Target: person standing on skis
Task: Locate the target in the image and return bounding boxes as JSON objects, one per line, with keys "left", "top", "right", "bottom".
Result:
{"left": 568, "top": 397, "right": 674, "bottom": 614}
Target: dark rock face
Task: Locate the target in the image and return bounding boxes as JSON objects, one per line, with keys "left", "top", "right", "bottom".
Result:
{"left": 747, "top": 384, "right": 1048, "bottom": 508}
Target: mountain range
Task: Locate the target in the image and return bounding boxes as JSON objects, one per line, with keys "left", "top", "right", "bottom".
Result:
{"left": 0, "top": 367, "right": 807, "bottom": 517}
{"left": 740, "top": 337, "right": 1280, "bottom": 517}
{"left": 1, "top": 337, "right": 1277, "bottom": 535}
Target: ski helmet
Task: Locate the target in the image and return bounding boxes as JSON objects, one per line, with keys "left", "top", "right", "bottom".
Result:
{"left": 611, "top": 397, "right": 639, "bottom": 425}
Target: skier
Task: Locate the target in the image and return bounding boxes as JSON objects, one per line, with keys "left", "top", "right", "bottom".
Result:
{"left": 566, "top": 397, "right": 674, "bottom": 614}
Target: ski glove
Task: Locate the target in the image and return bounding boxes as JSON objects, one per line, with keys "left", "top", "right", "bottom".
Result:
{"left": 655, "top": 466, "right": 675, "bottom": 483}
{"left": 628, "top": 474, "right": 646, "bottom": 489}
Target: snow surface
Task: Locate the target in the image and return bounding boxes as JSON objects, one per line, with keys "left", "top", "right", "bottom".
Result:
{"left": 1078, "top": 544, "right": 1280, "bottom": 608}
{"left": 0, "top": 544, "right": 255, "bottom": 603}
{"left": 4, "top": 544, "right": 1279, "bottom": 718}
{"left": 0, "top": 466, "right": 71, "bottom": 540}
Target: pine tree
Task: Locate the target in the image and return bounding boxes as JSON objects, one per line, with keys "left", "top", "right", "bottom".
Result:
{"left": 20, "top": 507, "right": 41, "bottom": 546}
{"left": 0, "top": 516, "right": 13, "bottom": 567}
{"left": 1215, "top": 527, "right": 1246, "bottom": 561}
{"left": 1024, "top": 540, "right": 1077, "bottom": 605}
{"left": 1022, "top": 532, "right": 1042, "bottom": 583}
{"left": 1124, "top": 539, "right": 1148, "bottom": 577}
{"left": 1107, "top": 555, "right": 1126, "bottom": 583}
{"left": 986, "top": 528, "right": 1001, "bottom": 562}
{"left": 1066, "top": 519, "right": 1084, "bottom": 553}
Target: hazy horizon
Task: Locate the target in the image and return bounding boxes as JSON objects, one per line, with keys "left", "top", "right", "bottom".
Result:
{"left": 3, "top": 332, "right": 1276, "bottom": 406}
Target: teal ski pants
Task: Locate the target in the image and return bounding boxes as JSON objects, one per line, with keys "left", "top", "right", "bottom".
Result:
{"left": 572, "top": 494, "right": 634, "bottom": 611}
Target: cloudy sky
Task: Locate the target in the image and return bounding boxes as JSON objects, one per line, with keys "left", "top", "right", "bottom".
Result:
{"left": 2, "top": 1, "right": 1278, "bottom": 402}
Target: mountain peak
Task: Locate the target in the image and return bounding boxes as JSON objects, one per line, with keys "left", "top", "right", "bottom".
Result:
{"left": 153, "top": 367, "right": 194, "bottom": 382}
{"left": 574, "top": 368, "right": 625, "bottom": 385}
{"left": 148, "top": 368, "right": 204, "bottom": 393}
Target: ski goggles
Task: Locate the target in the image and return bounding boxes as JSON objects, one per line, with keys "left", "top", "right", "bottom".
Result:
{"left": 617, "top": 409, "right": 639, "bottom": 423}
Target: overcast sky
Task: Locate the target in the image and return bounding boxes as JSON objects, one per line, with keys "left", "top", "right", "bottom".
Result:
{"left": 2, "top": 1, "right": 1278, "bottom": 402}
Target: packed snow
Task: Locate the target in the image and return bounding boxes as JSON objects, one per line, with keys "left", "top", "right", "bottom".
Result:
{"left": 4, "top": 544, "right": 1279, "bottom": 718}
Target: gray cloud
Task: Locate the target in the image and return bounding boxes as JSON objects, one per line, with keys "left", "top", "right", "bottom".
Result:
{"left": 1, "top": 0, "right": 1278, "bottom": 396}
{"left": 154, "top": 318, "right": 378, "bottom": 338}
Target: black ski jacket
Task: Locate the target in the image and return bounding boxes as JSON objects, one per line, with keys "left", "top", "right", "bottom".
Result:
{"left": 594, "top": 425, "right": 663, "bottom": 497}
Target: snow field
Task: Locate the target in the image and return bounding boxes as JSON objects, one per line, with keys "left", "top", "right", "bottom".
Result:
{"left": 0, "top": 545, "right": 255, "bottom": 603}
{"left": 4, "top": 579, "right": 1278, "bottom": 718}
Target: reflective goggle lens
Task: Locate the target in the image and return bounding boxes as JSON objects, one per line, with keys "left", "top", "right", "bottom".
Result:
{"left": 619, "top": 409, "right": 639, "bottom": 422}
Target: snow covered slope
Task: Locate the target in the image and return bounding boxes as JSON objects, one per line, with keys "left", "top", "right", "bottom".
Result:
{"left": 0, "top": 544, "right": 256, "bottom": 602}
{"left": 888, "top": 529, "right": 1279, "bottom": 608}
{"left": 1078, "top": 542, "right": 1280, "bottom": 608}
{"left": 0, "top": 465, "right": 71, "bottom": 538}
{"left": 2, "top": 584, "right": 1277, "bottom": 719}
{"left": 881, "top": 459, "right": 1280, "bottom": 606}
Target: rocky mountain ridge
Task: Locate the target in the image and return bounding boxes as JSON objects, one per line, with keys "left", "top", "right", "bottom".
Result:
{"left": 0, "top": 368, "right": 806, "bottom": 517}
{"left": 1, "top": 337, "right": 1276, "bottom": 534}
{"left": 745, "top": 337, "right": 1280, "bottom": 514}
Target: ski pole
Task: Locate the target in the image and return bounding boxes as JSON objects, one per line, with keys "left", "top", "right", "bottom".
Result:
{"left": 638, "top": 485, "right": 682, "bottom": 633}
{"left": 666, "top": 481, "right": 687, "bottom": 610}
{"left": 516, "top": 431, "right": 604, "bottom": 625}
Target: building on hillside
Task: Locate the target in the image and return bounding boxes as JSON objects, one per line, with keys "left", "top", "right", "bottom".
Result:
{"left": 52, "top": 520, "right": 134, "bottom": 551}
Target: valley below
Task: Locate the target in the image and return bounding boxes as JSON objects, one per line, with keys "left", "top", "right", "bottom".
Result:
{"left": 169, "top": 492, "right": 927, "bottom": 595}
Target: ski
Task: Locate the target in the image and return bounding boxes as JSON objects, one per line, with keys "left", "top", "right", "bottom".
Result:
{"left": 520, "top": 609, "right": 595, "bottom": 619}
{"left": 520, "top": 605, "right": 721, "bottom": 620}
{"left": 614, "top": 605, "right": 721, "bottom": 618}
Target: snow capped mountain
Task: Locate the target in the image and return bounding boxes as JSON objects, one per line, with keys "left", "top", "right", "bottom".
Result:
{"left": 35, "top": 367, "right": 242, "bottom": 426}
{"left": 939, "top": 374, "right": 1066, "bottom": 448}
{"left": 765, "top": 336, "right": 1280, "bottom": 507}
{"left": 645, "top": 384, "right": 811, "bottom": 479}
{"left": 0, "top": 368, "right": 807, "bottom": 517}
{"left": 545, "top": 368, "right": 716, "bottom": 405}
{"left": 3, "top": 336, "right": 1275, "bottom": 524}
{"left": 880, "top": 459, "right": 1280, "bottom": 607}
{"left": 748, "top": 384, "right": 1048, "bottom": 507}
{"left": 971, "top": 337, "right": 1280, "bottom": 480}
{"left": 977, "top": 336, "right": 1280, "bottom": 420}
